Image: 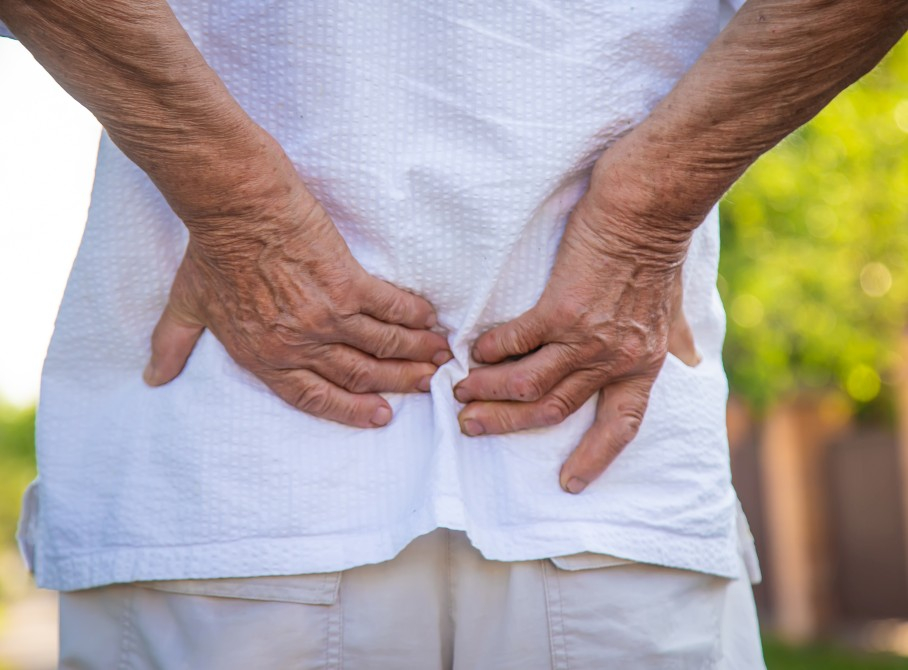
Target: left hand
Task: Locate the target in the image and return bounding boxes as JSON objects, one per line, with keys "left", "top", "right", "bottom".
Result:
{"left": 453, "top": 150, "right": 700, "bottom": 494}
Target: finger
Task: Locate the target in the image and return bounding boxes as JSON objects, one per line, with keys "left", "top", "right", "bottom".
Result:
{"left": 667, "top": 309, "right": 701, "bottom": 367}
{"left": 309, "top": 345, "right": 438, "bottom": 394}
{"left": 342, "top": 315, "right": 452, "bottom": 365}
{"left": 357, "top": 276, "right": 439, "bottom": 329}
{"left": 666, "top": 269, "right": 700, "bottom": 366}
{"left": 144, "top": 301, "right": 205, "bottom": 386}
{"left": 559, "top": 375, "right": 654, "bottom": 494}
{"left": 454, "top": 343, "right": 579, "bottom": 403}
{"left": 263, "top": 368, "right": 394, "bottom": 428}
{"left": 457, "top": 371, "right": 601, "bottom": 436}
{"left": 471, "top": 308, "right": 548, "bottom": 364}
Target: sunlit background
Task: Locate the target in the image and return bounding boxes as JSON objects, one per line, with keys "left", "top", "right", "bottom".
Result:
{"left": 0, "top": 38, "right": 99, "bottom": 670}
{"left": 1, "top": 30, "right": 907, "bottom": 670}
{"left": 0, "top": 39, "right": 99, "bottom": 406}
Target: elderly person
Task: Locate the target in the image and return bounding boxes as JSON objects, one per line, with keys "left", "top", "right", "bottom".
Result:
{"left": 2, "top": 0, "right": 905, "bottom": 667}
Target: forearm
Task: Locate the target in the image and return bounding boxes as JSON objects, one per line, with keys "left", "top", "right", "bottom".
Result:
{"left": 595, "top": 0, "right": 908, "bottom": 252}
{"left": 0, "top": 0, "right": 292, "bottom": 228}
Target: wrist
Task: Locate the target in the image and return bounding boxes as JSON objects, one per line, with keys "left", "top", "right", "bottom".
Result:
{"left": 579, "top": 137, "right": 696, "bottom": 273}
{"left": 158, "top": 121, "right": 299, "bottom": 220}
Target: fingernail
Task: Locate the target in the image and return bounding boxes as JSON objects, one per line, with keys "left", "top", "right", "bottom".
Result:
{"left": 425, "top": 313, "right": 438, "bottom": 328}
{"left": 432, "top": 350, "right": 453, "bottom": 367}
{"left": 142, "top": 362, "right": 157, "bottom": 386}
{"left": 371, "top": 406, "right": 392, "bottom": 427}
{"left": 462, "top": 418, "right": 485, "bottom": 436}
{"left": 565, "top": 477, "right": 588, "bottom": 494}
{"left": 471, "top": 348, "right": 486, "bottom": 364}
{"left": 453, "top": 385, "right": 471, "bottom": 403}
{"left": 416, "top": 375, "right": 432, "bottom": 392}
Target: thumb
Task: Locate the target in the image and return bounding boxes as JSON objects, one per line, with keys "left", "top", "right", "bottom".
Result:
{"left": 144, "top": 268, "right": 205, "bottom": 386}
{"left": 667, "top": 308, "right": 700, "bottom": 367}
{"left": 666, "top": 271, "right": 701, "bottom": 367}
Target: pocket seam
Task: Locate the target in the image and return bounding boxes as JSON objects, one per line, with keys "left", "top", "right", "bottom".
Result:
{"left": 134, "top": 571, "right": 342, "bottom": 605}
{"left": 548, "top": 552, "right": 636, "bottom": 572}
{"left": 542, "top": 559, "right": 569, "bottom": 670}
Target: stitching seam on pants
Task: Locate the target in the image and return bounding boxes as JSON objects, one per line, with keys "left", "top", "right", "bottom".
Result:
{"left": 703, "top": 578, "right": 729, "bottom": 670}
{"left": 445, "top": 530, "right": 455, "bottom": 669}
{"left": 117, "top": 589, "right": 136, "bottom": 670}
{"left": 327, "top": 577, "right": 343, "bottom": 670}
{"left": 542, "top": 560, "right": 568, "bottom": 670}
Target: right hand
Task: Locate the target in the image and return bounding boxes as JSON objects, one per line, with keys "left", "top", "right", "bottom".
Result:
{"left": 452, "top": 140, "right": 700, "bottom": 492}
{"left": 143, "top": 175, "right": 451, "bottom": 429}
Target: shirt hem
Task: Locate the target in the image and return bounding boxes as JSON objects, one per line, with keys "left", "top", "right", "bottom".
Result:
{"left": 34, "top": 517, "right": 740, "bottom": 591}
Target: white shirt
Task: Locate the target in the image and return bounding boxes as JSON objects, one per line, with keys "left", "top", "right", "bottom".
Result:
{"left": 13, "top": 0, "right": 752, "bottom": 591}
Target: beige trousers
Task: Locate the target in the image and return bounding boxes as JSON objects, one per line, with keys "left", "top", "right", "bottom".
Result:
{"left": 59, "top": 529, "right": 765, "bottom": 669}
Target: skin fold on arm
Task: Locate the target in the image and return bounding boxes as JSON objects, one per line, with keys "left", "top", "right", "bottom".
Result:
{"left": 454, "top": 0, "right": 908, "bottom": 492}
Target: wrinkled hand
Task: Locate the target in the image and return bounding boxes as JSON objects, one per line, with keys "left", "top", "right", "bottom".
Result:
{"left": 454, "top": 151, "right": 699, "bottom": 493}
{"left": 143, "top": 173, "right": 451, "bottom": 428}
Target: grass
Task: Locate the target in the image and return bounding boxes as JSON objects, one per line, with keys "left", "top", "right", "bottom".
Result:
{"left": 0, "top": 403, "right": 35, "bottom": 553}
{"left": 763, "top": 636, "right": 908, "bottom": 669}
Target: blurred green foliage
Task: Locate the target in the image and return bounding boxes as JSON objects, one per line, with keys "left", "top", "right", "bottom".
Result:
{"left": 720, "top": 35, "right": 908, "bottom": 413}
{"left": 763, "top": 636, "right": 908, "bottom": 670}
{"left": 0, "top": 403, "right": 36, "bottom": 548}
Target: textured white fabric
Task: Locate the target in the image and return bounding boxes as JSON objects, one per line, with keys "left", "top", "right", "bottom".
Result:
{"left": 58, "top": 528, "right": 765, "bottom": 669}
{"left": 22, "top": 0, "right": 751, "bottom": 590}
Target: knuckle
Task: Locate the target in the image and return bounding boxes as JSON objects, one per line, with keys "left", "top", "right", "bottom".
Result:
{"left": 373, "top": 328, "right": 404, "bottom": 359}
{"left": 618, "top": 416, "right": 642, "bottom": 445}
{"left": 539, "top": 396, "right": 571, "bottom": 425}
{"left": 265, "top": 321, "right": 305, "bottom": 349}
{"left": 552, "top": 297, "right": 586, "bottom": 326}
{"left": 304, "top": 307, "right": 338, "bottom": 339}
{"left": 500, "top": 324, "right": 537, "bottom": 356}
{"left": 507, "top": 371, "right": 545, "bottom": 401}
{"left": 384, "top": 293, "right": 410, "bottom": 321}
{"left": 616, "top": 341, "right": 645, "bottom": 366}
{"left": 489, "top": 405, "right": 520, "bottom": 433}
{"left": 340, "top": 360, "right": 373, "bottom": 393}
{"left": 369, "top": 284, "right": 413, "bottom": 323}
{"left": 293, "top": 384, "right": 333, "bottom": 416}
{"left": 243, "top": 333, "right": 291, "bottom": 371}
{"left": 255, "top": 340, "right": 292, "bottom": 368}
{"left": 321, "top": 265, "right": 359, "bottom": 304}
{"left": 331, "top": 282, "right": 362, "bottom": 318}
{"left": 616, "top": 406, "right": 645, "bottom": 444}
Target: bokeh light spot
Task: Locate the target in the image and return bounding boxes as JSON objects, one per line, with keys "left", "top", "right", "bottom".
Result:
{"left": 846, "top": 364, "right": 881, "bottom": 402}
{"left": 860, "top": 262, "right": 893, "bottom": 297}
{"left": 895, "top": 100, "right": 908, "bottom": 133}
{"left": 805, "top": 203, "right": 839, "bottom": 238}
{"left": 731, "top": 294, "right": 764, "bottom": 328}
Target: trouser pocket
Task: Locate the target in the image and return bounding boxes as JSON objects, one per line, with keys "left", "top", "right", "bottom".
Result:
{"left": 61, "top": 571, "right": 343, "bottom": 670}
{"left": 543, "top": 553, "right": 727, "bottom": 670}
